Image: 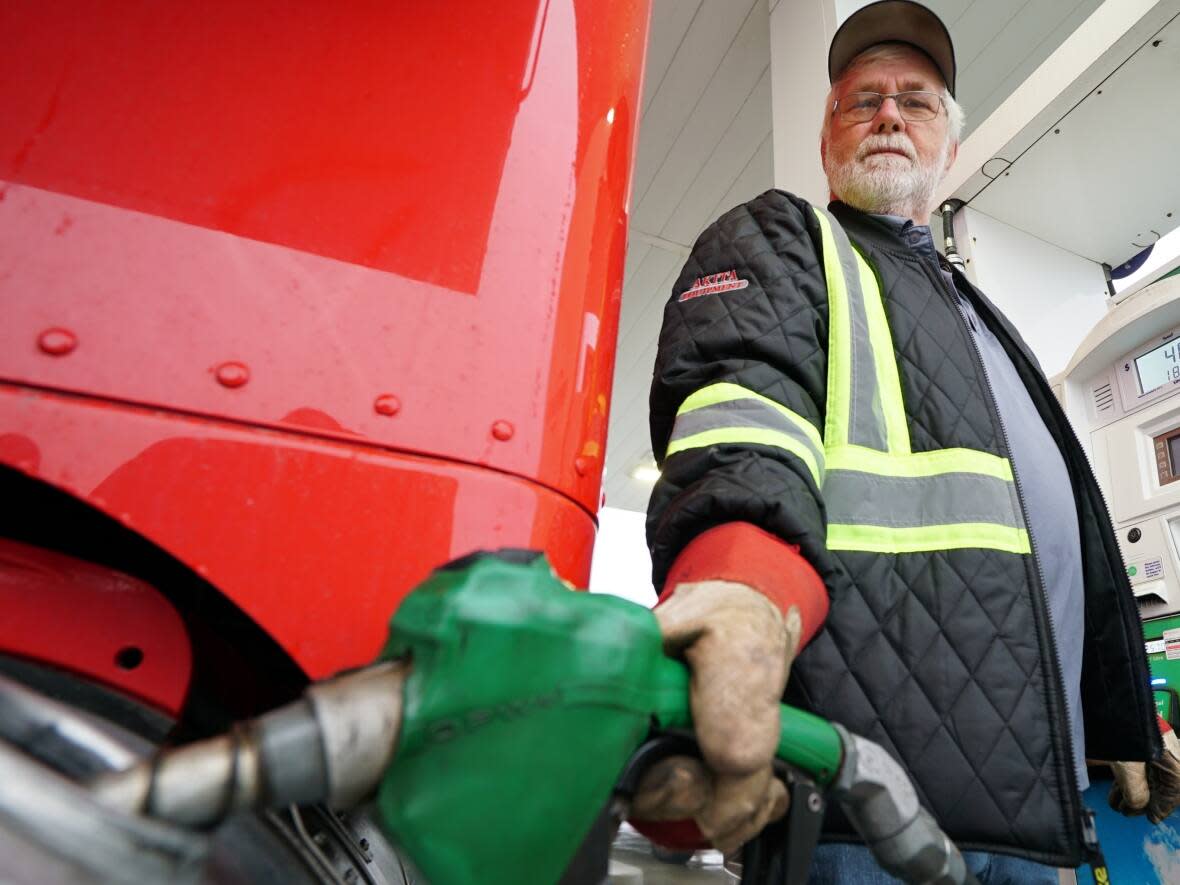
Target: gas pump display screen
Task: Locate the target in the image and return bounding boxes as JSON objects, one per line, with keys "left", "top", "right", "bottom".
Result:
{"left": 1135, "top": 339, "right": 1180, "bottom": 394}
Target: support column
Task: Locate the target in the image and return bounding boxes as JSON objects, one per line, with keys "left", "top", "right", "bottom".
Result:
{"left": 768, "top": 0, "right": 839, "bottom": 205}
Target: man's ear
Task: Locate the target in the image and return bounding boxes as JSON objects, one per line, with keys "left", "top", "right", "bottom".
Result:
{"left": 944, "top": 140, "right": 958, "bottom": 173}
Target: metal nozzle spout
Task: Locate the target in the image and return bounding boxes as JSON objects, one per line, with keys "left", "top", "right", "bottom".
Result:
{"left": 90, "top": 660, "right": 409, "bottom": 828}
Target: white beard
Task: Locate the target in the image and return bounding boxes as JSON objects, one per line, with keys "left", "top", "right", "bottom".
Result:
{"left": 824, "top": 134, "right": 947, "bottom": 220}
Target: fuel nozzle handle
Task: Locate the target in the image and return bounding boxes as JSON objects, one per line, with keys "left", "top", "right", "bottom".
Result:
{"left": 651, "top": 657, "right": 979, "bottom": 885}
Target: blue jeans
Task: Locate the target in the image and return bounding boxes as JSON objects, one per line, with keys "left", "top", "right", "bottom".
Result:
{"left": 808, "top": 844, "right": 1060, "bottom": 885}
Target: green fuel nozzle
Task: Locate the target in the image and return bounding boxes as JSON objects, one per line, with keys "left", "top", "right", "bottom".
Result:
{"left": 90, "top": 550, "right": 976, "bottom": 885}
{"left": 375, "top": 551, "right": 843, "bottom": 885}
{"left": 378, "top": 551, "right": 974, "bottom": 885}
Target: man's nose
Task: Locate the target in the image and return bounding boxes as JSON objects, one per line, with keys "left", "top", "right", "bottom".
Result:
{"left": 873, "top": 96, "right": 905, "bottom": 133}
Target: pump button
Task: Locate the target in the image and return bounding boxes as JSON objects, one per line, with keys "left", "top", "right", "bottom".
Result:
{"left": 1128, "top": 528, "right": 1143, "bottom": 543}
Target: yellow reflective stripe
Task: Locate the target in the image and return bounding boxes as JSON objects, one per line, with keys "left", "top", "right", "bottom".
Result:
{"left": 812, "top": 209, "right": 852, "bottom": 449}
{"left": 827, "top": 523, "right": 1031, "bottom": 555}
{"left": 854, "top": 247, "right": 910, "bottom": 454}
{"left": 677, "top": 382, "right": 823, "bottom": 451}
{"left": 808, "top": 210, "right": 1028, "bottom": 556}
{"left": 825, "top": 445, "right": 1014, "bottom": 482}
{"left": 666, "top": 427, "right": 823, "bottom": 488}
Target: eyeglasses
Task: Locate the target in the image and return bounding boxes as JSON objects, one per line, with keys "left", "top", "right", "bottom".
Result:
{"left": 832, "top": 91, "right": 945, "bottom": 123}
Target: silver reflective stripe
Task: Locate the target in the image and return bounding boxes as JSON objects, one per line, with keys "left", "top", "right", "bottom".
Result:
{"left": 816, "top": 208, "right": 887, "bottom": 451}
{"left": 825, "top": 470, "right": 1025, "bottom": 530}
{"left": 670, "top": 398, "right": 825, "bottom": 482}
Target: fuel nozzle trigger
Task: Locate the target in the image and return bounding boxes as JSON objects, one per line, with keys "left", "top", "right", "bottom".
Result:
{"left": 740, "top": 762, "right": 825, "bottom": 885}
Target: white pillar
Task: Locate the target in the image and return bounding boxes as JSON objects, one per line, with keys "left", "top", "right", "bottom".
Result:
{"left": 768, "top": 0, "right": 838, "bottom": 205}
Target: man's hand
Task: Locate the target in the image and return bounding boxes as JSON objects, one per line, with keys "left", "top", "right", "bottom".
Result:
{"left": 1109, "top": 717, "right": 1180, "bottom": 824}
{"left": 632, "top": 580, "right": 802, "bottom": 854}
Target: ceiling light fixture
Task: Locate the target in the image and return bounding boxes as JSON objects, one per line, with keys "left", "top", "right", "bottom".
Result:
{"left": 630, "top": 463, "right": 661, "bottom": 484}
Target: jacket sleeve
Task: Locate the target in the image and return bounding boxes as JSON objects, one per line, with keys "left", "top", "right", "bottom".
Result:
{"left": 646, "top": 191, "right": 843, "bottom": 613}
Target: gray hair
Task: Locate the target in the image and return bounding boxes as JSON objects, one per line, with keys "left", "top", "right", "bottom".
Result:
{"left": 820, "top": 43, "right": 964, "bottom": 145}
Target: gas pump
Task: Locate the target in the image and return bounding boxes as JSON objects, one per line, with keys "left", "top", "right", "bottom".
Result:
{"left": 1056, "top": 272, "right": 1180, "bottom": 731}
{"left": 1052, "top": 272, "right": 1180, "bottom": 883}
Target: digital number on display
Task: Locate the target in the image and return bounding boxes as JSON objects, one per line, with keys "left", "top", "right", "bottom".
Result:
{"left": 1135, "top": 341, "right": 1180, "bottom": 394}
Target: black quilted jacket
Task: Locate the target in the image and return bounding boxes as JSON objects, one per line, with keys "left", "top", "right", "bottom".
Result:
{"left": 646, "top": 190, "right": 1159, "bottom": 865}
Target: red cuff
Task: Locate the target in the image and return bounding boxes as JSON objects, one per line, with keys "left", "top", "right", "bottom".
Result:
{"left": 661, "top": 522, "right": 829, "bottom": 647}
{"left": 1160, "top": 714, "right": 1173, "bottom": 736}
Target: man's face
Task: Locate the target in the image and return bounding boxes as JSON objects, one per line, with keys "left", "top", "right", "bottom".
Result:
{"left": 821, "top": 46, "right": 957, "bottom": 221}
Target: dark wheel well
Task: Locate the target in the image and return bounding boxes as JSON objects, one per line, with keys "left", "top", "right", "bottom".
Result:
{"left": 0, "top": 465, "right": 307, "bottom": 736}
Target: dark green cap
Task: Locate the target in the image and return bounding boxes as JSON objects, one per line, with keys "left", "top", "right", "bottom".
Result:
{"left": 828, "top": 0, "right": 957, "bottom": 96}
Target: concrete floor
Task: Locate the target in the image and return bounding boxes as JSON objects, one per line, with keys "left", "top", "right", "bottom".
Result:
{"left": 608, "top": 826, "right": 1079, "bottom": 885}
{"left": 610, "top": 825, "right": 736, "bottom": 884}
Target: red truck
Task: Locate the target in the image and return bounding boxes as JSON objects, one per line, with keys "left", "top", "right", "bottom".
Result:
{"left": 0, "top": 2, "right": 649, "bottom": 879}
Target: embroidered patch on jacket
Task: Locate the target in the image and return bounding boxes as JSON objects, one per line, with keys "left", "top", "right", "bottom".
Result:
{"left": 677, "top": 270, "right": 749, "bottom": 302}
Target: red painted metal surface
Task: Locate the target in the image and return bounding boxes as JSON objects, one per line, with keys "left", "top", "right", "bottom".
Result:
{"left": 0, "top": 537, "right": 192, "bottom": 716}
{"left": 0, "top": 0, "right": 647, "bottom": 514}
{"left": 0, "top": 0, "right": 648, "bottom": 681}
{"left": 0, "top": 386, "right": 596, "bottom": 679}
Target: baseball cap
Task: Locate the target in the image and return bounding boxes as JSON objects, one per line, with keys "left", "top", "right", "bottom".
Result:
{"left": 828, "top": 0, "right": 957, "bottom": 96}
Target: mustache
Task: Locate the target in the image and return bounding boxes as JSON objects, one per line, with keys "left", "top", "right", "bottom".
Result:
{"left": 856, "top": 136, "right": 916, "bottom": 161}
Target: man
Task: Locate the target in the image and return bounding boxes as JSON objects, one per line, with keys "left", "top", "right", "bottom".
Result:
{"left": 633, "top": 1, "right": 1180, "bottom": 881}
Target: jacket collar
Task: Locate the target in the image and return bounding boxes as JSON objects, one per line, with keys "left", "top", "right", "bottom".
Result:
{"left": 827, "top": 200, "right": 925, "bottom": 258}
{"left": 825, "top": 199, "right": 1047, "bottom": 374}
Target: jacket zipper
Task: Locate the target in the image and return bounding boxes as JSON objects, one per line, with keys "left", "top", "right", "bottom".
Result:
{"left": 1041, "top": 375, "right": 1160, "bottom": 766}
{"left": 936, "top": 250, "right": 1160, "bottom": 760}
{"left": 951, "top": 270, "right": 1162, "bottom": 867}
{"left": 914, "top": 256, "right": 1086, "bottom": 860}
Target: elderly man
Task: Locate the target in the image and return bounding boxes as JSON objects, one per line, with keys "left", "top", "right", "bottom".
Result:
{"left": 635, "top": 1, "right": 1180, "bottom": 882}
